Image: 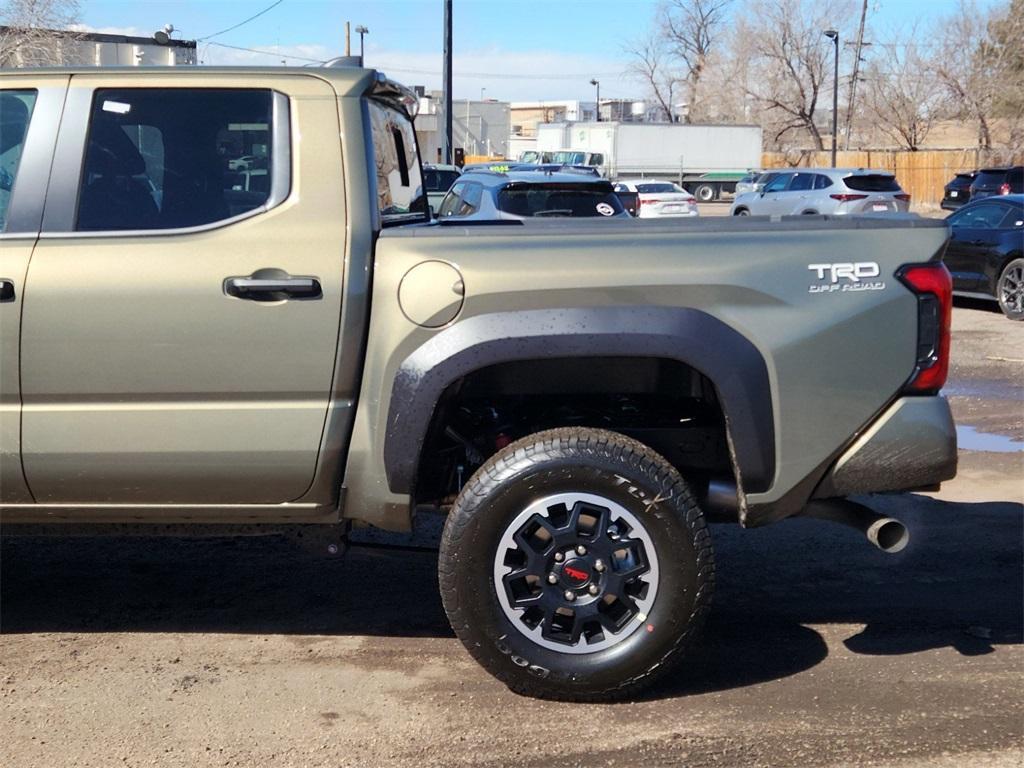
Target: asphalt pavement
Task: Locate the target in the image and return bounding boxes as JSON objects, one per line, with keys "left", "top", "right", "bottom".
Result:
{"left": 1, "top": 303, "right": 1021, "bottom": 768}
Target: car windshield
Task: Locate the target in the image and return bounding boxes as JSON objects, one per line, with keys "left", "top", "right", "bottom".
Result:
{"left": 496, "top": 182, "right": 624, "bottom": 217}
{"left": 843, "top": 174, "right": 901, "bottom": 192}
{"left": 424, "top": 168, "right": 460, "bottom": 192}
{"left": 636, "top": 183, "right": 684, "bottom": 194}
{"left": 552, "top": 151, "right": 586, "bottom": 165}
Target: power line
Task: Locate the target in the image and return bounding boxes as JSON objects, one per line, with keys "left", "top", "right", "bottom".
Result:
{"left": 373, "top": 63, "right": 627, "bottom": 81}
{"left": 205, "top": 40, "right": 326, "bottom": 63}
{"left": 198, "top": 0, "right": 286, "bottom": 42}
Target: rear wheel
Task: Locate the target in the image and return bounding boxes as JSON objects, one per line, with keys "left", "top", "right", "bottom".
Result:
{"left": 438, "top": 427, "right": 714, "bottom": 701}
{"left": 997, "top": 258, "right": 1024, "bottom": 320}
{"left": 695, "top": 184, "right": 716, "bottom": 202}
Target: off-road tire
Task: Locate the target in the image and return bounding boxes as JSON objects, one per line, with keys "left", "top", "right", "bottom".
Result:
{"left": 438, "top": 427, "right": 714, "bottom": 701}
{"left": 997, "top": 257, "right": 1024, "bottom": 320}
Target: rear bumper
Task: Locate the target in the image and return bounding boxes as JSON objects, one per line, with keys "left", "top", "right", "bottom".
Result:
{"left": 813, "top": 396, "right": 957, "bottom": 498}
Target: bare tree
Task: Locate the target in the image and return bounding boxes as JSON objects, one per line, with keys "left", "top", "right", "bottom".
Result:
{"left": 936, "top": 0, "right": 1021, "bottom": 150}
{"left": 743, "top": 0, "right": 854, "bottom": 151}
{"left": 987, "top": 0, "right": 1024, "bottom": 150}
{"left": 660, "top": 0, "right": 733, "bottom": 122}
{"left": 861, "top": 29, "right": 949, "bottom": 150}
{"left": 625, "top": 31, "right": 678, "bottom": 122}
{"left": 0, "top": 0, "right": 80, "bottom": 67}
{"left": 626, "top": 0, "right": 733, "bottom": 123}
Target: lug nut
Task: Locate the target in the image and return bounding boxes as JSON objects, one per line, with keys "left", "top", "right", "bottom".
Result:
{"left": 563, "top": 590, "right": 576, "bottom": 602}
{"left": 588, "top": 584, "right": 599, "bottom": 596}
{"left": 547, "top": 573, "right": 558, "bottom": 584}
{"left": 554, "top": 552, "right": 564, "bottom": 562}
{"left": 576, "top": 545, "right": 587, "bottom": 555}
{"left": 594, "top": 559, "right": 605, "bottom": 572}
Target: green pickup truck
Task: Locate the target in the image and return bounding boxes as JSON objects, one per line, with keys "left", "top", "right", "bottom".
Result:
{"left": 0, "top": 65, "right": 956, "bottom": 701}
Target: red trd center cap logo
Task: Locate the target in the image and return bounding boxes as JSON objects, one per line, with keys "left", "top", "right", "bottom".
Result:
{"left": 562, "top": 560, "right": 591, "bottom": 586}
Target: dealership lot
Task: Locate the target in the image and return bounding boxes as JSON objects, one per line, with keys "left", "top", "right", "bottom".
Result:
{"left": 1, "top": 303, "right": 1021, "bottom": 768}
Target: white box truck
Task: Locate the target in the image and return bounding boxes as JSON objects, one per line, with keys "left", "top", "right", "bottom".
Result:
{"left": 534, "top": 122, "right": 763, "bottom": 201}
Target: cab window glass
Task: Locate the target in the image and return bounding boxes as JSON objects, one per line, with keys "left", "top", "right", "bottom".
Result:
{"left": 368, "top": 99, "right": 428, "bottom": 225}
{"left": 77, "top": 88, "right": 275, "bottom": 232}
{"left": 0, "top": 89, "right": 37, "bottom": 232}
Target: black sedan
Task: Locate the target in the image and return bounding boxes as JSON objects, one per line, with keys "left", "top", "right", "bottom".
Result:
{"left": 943, "top": 195, "right": 1024, "bottom": 320}
{"left": 940, "top": 170, "right": 976, "bottom": 210}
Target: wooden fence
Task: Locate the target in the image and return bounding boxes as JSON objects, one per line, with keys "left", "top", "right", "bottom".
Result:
{"left": 761, "top": 149, "right": 1023, "bottom": 207}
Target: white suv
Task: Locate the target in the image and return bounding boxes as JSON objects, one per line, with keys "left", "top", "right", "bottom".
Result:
{"left": 730, "top": 169, "right": 911, "bottom": 216}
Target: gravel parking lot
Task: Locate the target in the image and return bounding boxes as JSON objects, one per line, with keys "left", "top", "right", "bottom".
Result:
{"left": 1, "top": 303, "right": 1021, "bottom": 768}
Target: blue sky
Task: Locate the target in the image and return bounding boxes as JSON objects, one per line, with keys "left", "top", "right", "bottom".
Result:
{"left": 78, "top": 0, "right": 1001, "bottom": 101}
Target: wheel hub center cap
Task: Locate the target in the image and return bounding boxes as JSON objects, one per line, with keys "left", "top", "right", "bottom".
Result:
{"left": 560, "top": 559, "right": 592, "bottom": 588}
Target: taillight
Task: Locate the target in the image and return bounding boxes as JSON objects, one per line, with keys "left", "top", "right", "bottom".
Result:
{"left": 898, "top": 263, "right": 952, "bottom": 394}
{"left": 999, "top": 183, "right": 1011, "bottom": 195}
{"left": 895, "top": 193, "right": 911, "bottom": 202}
{"left": 830, "top": 193, "right": 868, "bottom": 202}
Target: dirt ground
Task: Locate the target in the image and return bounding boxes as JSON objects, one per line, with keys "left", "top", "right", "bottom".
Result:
{"left": 1, "top": 303, "right": 1021, "bottom": 768}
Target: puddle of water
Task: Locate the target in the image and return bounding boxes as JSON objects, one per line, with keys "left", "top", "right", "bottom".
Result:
{"left": 944, "top": 380, "right": 1024, "bottom": 399}
{"left": 957, "top": 425, "right": 1024, "bottom": 453}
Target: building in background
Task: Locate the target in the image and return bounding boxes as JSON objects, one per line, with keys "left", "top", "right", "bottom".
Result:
{"left": 0, "top": 27, "right": 196, "bottom": 67}
{"left": 415, "top": 89, "right": 511, "bottom": 162}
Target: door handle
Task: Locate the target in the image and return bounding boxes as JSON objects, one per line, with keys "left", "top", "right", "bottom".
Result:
{"left": 0, "top": 279, "right": 14, "bottom": 302}
{"left": 224, "top": 273, "right": 322, "bottom": 301}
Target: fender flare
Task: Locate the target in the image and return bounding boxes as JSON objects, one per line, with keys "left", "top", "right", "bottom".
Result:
{"left": 384, "top": 307, "right": 775, "bottom": 495}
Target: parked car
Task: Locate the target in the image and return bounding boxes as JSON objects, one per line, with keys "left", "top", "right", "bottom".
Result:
{"left": 730, "top": 169, "right": 911, "bottom": 216}
{"left": 437, "top": 170, "right": 629, "bottom": 221}
{"left": 943, "top": 195, "right": 1024, "bottom": 320}
{"left": 941, "top": 170, "right": 977, "bottom": 210}
{"left": 969, "top": 166, "right": 1024, "bottom": 201}
{"left": 1, "top": 65, "right": 957, "bottom": 703}
{"left": 423, "top": 163, "right": 462, "bottom": 214}
{"left": 613, "top": 179, "right": 699, "bottom": 218}
{"left": 734, "top": 171, "right": 780, "bottom": 196}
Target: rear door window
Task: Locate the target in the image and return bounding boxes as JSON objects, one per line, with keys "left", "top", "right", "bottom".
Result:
{"left": 368, "top": 98, "right": 428, "bottom": 225}
{"left": 789, "top": 173, "right": 814, "bottom": 192}
{"left": 0, "top": 89, "right": 37, "bottom": 232}
{"left": 843, "top": 174, "right": 901, "bottom": 192}
{"left": 76, "top": 88, "right": 276, "bottom": 232}
{"left": 1000, "top": 206, "right": 1024, "bottom": 228}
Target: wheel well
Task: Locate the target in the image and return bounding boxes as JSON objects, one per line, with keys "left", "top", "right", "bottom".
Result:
{"left": 413, "top": 356, "right": 734, "bottom": 508}
{"left": 733, "top": 207, "right": 748, "bottom": 215}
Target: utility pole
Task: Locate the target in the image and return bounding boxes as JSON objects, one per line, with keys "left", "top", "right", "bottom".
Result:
{"left": 824, "top": 29, "right": 839, "bottom": 168}
{"left": 442, "top": 0, "right": 453, "bottom": 164}
{"left": 844, "top": 0, "right": 869, "bottom": 150}
{"left": 344, "top": 21, "right": 351, "bottom": 57}
{"left": 590, "top": 79, "right": 600, "bottom": 122}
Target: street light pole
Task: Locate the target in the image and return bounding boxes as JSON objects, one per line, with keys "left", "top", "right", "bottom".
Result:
{"left": 590, "top": 78, "right": 600, "bottom": 122}
{"left": 442, "top": 0, "right": 453, "bottom": 164}
{"left": 355, "top": 25, "right": 368, "bottom": 65}
{"left": 824, "top": 29, "right": 839, "bottom": 168}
